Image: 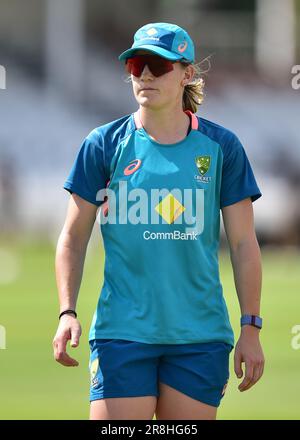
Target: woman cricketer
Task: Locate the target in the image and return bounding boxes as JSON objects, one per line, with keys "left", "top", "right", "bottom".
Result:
{"left": 53, "top": 22, "right": 265, "bottom": 420}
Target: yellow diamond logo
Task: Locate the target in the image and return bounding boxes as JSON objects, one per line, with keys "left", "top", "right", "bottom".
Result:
{"left": 155, "top": 193, "right": 185, "bottom": 224}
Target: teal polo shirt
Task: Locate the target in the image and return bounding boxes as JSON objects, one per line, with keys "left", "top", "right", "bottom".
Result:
{"left": 64, "top": 111, "right": 262, "bottom": 346}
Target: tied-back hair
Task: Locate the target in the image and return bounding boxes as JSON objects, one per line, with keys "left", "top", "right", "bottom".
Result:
{"left": 181, "top": 57, "right": 211, "bottom": 114}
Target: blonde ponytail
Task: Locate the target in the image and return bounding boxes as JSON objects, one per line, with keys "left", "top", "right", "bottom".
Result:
{"left": 182, "top": 59, "right": 210, "bottom": 113}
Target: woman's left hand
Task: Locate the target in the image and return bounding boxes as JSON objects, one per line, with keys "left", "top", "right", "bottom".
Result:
{"left": 234, "top": 325, "right": 265, "bottom": 392}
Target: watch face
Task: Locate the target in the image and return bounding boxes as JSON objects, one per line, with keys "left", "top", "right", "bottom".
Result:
{"left": 253, "top": 316, "right": 262, "bottom": 328}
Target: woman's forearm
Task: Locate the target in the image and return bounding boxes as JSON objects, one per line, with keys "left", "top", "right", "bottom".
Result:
{"left": 55, "top": 231, "right": 87, "bottom": 313}
{"left": 229, "top": 237, "right": 262, "bottom": 316}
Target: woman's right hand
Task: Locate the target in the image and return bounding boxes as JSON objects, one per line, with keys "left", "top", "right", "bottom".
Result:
{"left": 52, "top": 315, "right": 82, "bottom": 367}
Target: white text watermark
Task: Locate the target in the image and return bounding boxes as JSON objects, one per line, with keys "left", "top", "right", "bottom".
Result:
{"left": 291, "top": 65, "right": 300, "bottom": 90}
{"left": 0, "top": 65, "right": 6, "bottom": 89}
{"left": 95, "top": 181, "right": 205, "bottom": 238}
{"left": 0, "top": 325, "right": 6, "bottom": 349}
{"left": 291, "top": 325, "right": 300, "bottom": 350}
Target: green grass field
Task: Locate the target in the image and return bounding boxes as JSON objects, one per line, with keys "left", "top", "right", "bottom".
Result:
{"left": 0, "top": 235, "right": 299, "bottom": 420}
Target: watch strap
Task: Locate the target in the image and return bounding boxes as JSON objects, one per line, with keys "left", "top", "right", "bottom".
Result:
{"left": 241, "top": 315, "right": 262, "bottom": 329}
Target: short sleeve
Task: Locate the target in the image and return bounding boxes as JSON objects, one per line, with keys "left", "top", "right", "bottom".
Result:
{"left": 220, "top": 134, "right": 262, "bottom": 208}
{"left": 63, "top": 131, "right": 108, "bottom": 206}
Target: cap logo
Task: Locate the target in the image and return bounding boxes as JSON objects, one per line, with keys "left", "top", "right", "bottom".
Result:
{"left": 147, "top": 28, "right": 158, "bottom": 36}
{"left": 178, "top": 40, "right": 188, "bottom": 52}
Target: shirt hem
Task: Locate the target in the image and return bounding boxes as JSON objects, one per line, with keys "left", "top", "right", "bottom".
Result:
{"left": 88, "top": 331, "right": 234, "bottom": 348}
{"left": 220, "top": 191, "right": 262, "bottom": 208}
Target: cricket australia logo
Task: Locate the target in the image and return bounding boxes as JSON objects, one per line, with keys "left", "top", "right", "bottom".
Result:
{"left": 195, "top": 155, "right": 212, "bottom": 183}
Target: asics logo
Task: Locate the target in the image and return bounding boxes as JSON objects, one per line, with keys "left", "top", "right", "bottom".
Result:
{"left": 178, "top": 41, "right": 188, "bottom": 52}
{"left": 124, "top": 159, "right": 142, "bottom": 176}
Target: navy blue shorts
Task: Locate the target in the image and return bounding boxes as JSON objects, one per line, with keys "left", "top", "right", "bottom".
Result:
{"left": 89, "top": 339, "right": 233, "bottom": 408}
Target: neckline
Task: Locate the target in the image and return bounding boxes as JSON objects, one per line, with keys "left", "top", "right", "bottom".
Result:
{"left": 133, "top": 109, "right": 198, "bottom": 147}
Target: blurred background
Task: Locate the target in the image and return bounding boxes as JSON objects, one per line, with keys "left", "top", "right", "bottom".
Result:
{"left": 0, "top": 0, "right": 299, "bottom": 420}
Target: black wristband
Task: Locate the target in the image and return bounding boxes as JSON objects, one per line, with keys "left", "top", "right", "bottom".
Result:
{"left": 59, "top": 309, "right": 77, "bottom": 320}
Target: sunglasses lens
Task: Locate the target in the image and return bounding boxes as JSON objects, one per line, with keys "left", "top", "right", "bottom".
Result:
{"left": 125, "top": 55, "right": 174, "bottom": 77}
{"left": 148, "top": 57, "right": 174, "bottom": 76}
{"left": 125, "top": 58, "right": 143, "bottom": 77}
